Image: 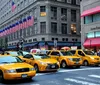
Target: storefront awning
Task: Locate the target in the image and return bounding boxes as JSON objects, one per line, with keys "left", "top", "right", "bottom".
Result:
{"left": 81, "top": 6, "right": 100, "bottom": 17}
{"left": 39, "top": 42, "right": 45, "bottom": 46}
{"left": 83, "top": 38, "right": 100, "bottom": 47}
{"left": 7, "top": 45, "right": 16, "bottom": 49}
{"left": 24, "top": 42, "right": 38, "bottom": 47}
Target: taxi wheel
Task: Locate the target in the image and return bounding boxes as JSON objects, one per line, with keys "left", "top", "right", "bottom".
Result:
{"left": 0, "top": 71, "right": 4, "bottom": 82}
{"left": 34, "top": 64, "right": 39, "bottom": 72}
{"left": 83, "top": 60, "right": 89, "bottom": 66}
{"left": 61, "top": 61, "right": 67, "bottom": 68}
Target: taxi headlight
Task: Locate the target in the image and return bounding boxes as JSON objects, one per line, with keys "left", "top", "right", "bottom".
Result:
{"left": 40, "top": 62, "right": 47, "bottom": 65}
{"left": 29, "top": 68, "right": 35, "bottom": 71}
{"left": 5, "top": 69, "right": 16, "bottom": 73}
{"left": 90, "top": 57, "right": 94, "bottom": 60}
{"left": 68, "top": 58, "right": 73, "bottom": 61}
{"left": 57, "top": 62, "right": 59, "bottom": 65}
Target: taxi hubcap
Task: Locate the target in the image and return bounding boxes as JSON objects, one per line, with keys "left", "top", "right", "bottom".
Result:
{"left": 84, "top": 61, "right": 88, "bottom": 66}
{"left": 34, "top": 65, "right": 38, "bottom": 72}
{"left": 62, "top": 62, "right": 66, "bottom": 68}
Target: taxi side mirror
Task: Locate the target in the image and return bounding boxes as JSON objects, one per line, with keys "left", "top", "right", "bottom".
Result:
{"left": 22, "top": 60, "right": 26, "bottom": 62}
{"left": 30, "top": 57, "right": 34, "bottom": 60}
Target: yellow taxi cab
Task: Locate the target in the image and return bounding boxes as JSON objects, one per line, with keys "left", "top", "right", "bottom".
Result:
{"left": 19, "top": 53, "right": 60, "bottom": 72}
{"left": 70, "top": 49, "right": 100, "bottom": 66}
{"left": 47, "top": 50, "right": 82, "bottom": 68}
{"left": 0, "top": 54, "right": 36, "bottom": 81}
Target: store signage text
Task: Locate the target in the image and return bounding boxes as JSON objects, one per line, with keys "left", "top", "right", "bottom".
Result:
{"left": 91, "top": 26, "right": 100, "bottom": 30}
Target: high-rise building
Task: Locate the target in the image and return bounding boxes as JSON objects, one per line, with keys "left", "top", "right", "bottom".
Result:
{"left": 0, "top": 0, "right": 81, "bottom": 50}
{"left": 81, "top": 0, "right": 100, "bottom": 51}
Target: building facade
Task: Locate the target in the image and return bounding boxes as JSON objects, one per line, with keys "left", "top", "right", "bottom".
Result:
{"left": 0, "top": 0, "right": 81, "bottom": 50}
{"left": 81, "top": 0, "right": 100, "bottom": 51}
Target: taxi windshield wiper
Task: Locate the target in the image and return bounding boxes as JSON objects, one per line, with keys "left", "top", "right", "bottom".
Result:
{"left": 0, "top": 62, "right": 10, "bottom": 64}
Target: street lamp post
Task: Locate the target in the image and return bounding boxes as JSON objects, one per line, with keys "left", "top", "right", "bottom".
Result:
{"left": 90, "top": 40, "right": 91, "bottom": 49}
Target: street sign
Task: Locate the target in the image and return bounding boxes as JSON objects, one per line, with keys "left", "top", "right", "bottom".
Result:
{"left": 54, "top": 40, "right": 57, "bottom": 48}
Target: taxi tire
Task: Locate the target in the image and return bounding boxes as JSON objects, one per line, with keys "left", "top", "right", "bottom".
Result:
{"left": 61, "top": 61, "right": 67, "bottom": 68}
{"left": 34, "top": 64, "right": 39, "bottom": 72}
{"left": 0, "top": 71, "right": 4, "bottom": 82}
{"left": 83, "top": 60, "right": 89, "bottom": 66}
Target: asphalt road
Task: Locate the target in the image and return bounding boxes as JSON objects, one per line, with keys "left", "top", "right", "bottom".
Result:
{"left": 1, "top": 66, "right": 100, "bottom": 85}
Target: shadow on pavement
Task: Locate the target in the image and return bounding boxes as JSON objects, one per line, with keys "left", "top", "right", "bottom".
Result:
{"left": 0, "top": 78, "right": 37, "bottom": 85}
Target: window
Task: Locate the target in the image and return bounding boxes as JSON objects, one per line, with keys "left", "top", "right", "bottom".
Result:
{"left": 61, "top": 23, "right": 67, "bottom": 34}
{"left": 71, "top": 24, "right": 76, "bottom": 34}
{"left": 51, "top": 22, "right": 57, "bottom": 33}
{"left": 24, "top": 54, "right": 33, "bottom": 59}
{"left": 42, "top": 38, "right": 45, "bottom": 41}
{"left": 66, "top": 38, "right": 68, "bottom": 41}
{"left": 40, "top": 22, "right": 46, "bottom": 34}
{"left": 62, "top": 38, "right": 65, "bottom": 41}
{"left": 71, "top": 10, "right": 76, "bottom": 22}
{"left": 23, "top": 29, "right": 26, "bottom": 37}
{"left": 51, "top": 6, "right": 57, "bottom": 19}
{"left": 78, "top": 51, "right": 85, "bottom": 56}
{"left": 71, "top": 0, "right": 76, "bottom": 5}
{"left": 61, "top": 8, "right": 67, "bottom": 20}
{"left": 26, "top": 28, "right": 31, "bottom": 36}
{"left": 93, "top": 13, "right": 100, "bottom": 22}
{"left": 29, "top": 39, "right": 32, "bottom": 42}
{"left": 86, "top": 32, "right": 94, "bottom": 38}
{"left": 51, "top": 51, "right": 60, "bottom": 56}
{"left": 52, "top": 38, "right": 54, "bottom": 41}
{"left": 40, "top": 6, "right": 46, "bottom": 12}
{"left": 96, "top": 31, "right": 100, "bottom": 37}
{"left": 84, "top": 16, "right": 93, "bottom": 24}
{"left": 20, "top": 29, "right": 22, "bottom": 37}
{"left": 56, "top": 38, "right": 58, "bottom": 41}
{"left": 84, "top": 13, "right": 100, "bottom": 24}
{"left": 70, "top": 50, "right": 76, "bottom": 55}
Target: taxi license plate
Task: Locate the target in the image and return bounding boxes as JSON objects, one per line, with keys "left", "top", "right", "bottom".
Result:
{"left": 51, "top": 65, "right": 55, "bottom": 68}
{"left": 22, "top": 74, "right": 28, "bottom": 78}
{"left": 76, "top": 62, "right": 79, "bottom": 64}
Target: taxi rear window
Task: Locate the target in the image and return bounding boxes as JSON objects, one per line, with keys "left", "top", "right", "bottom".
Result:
{"left": 70, "top": 50, "right": 76, "bottom": 54}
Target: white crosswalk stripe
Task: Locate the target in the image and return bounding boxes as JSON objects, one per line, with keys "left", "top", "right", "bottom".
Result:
{"left": 64, "top": 78, "right": 100, "bottom": 85}
{"left": 88, "top": 75, "right": 100, "bottom": 79}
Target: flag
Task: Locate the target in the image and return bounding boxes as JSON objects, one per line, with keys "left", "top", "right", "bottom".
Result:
{"left": 23, "top": 18, "right": 27, "bottom": 29}
{"left": 15, "top": 22, "right": 19, "bottom": 31}
{"left": 30, "top": 16, "right": 34, "bottom": 26}
{"left": 12, "top": 0, "right": 16, "bottom": 12}
{"left": 27, "top": 16, "right": 34, "bottom": 27}
{"left": 19, "top": 20, "right": 23, "bottom": 29}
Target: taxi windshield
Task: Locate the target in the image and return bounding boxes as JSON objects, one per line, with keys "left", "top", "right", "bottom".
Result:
{"left": 83, "top": 50, "right": 95, "bottom": 55}
{"left": 61, "top": 51, "right": 73, "bottom": 56}
{"left": 34, "top": 54, "right": 49, "bottom": 59}
{"left": 0, "top": 56, "right": 23, "bottom": 64}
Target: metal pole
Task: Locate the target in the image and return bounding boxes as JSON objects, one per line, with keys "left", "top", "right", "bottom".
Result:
{"left": 90, "top": 40, "right": 91, "bottom": 49}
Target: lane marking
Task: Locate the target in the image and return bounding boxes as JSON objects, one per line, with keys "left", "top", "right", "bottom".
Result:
{"left": 64, "top": 78, "right": 99, "bottom": 85}
{"left": 59, "top": 67, "right": 100, "bottom": 73}
{"left": 36, "top": 67, "right": 100, "bottom": 76}
{"left": 88, "top": 75, "right": 100, "bottom": 79}
{"left": 76, "top": 76, "right": 100, "bottom": 83}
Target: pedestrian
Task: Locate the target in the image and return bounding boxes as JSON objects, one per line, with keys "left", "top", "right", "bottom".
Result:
{"left": 97, "top": 50, "right": 100, "bottom": 56}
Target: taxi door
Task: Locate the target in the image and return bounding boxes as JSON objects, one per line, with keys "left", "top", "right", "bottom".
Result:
{"left": 22, "top": 54, "right": 35, "bottom": 65}
{"left": 76, "top": 50, "right": 86, "bottom": 63}
{"left": 49, "top": 51, "right": 60, "bottom": 61}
